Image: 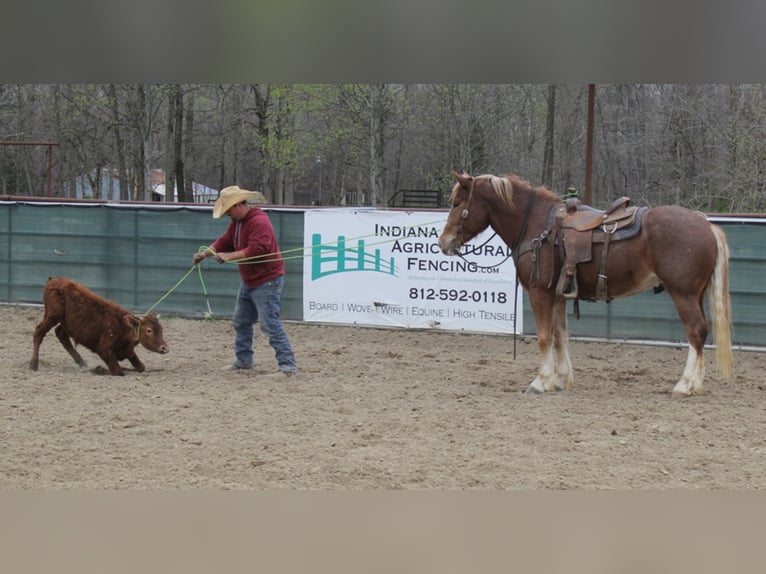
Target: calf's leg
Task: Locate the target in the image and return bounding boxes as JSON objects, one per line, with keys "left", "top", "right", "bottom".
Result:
{"left": 54, "top": 325, "right": 88, "bottom": 369}
{"left": 97, "top": 349, "right": 126, "bottom": 376}
{"left": 29, "top": 316, "right": 58, "bottom": 370}
{"left": 127, "top": 353, "right": 146, "bottom": 373}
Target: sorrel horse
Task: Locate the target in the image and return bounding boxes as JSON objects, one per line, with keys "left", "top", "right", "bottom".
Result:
{"left": 438, "top": 171, "right": 732, "bottom": 397}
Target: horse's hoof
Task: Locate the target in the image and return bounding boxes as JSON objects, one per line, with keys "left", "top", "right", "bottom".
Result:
{"left": 523, "top": 385, "right": 543, "bottom": 395}
{"left": 671, "top": 380, "right": 701, "bottom": 398}
{"left": 671, "top": 389, "right": 698, "bottom": 399}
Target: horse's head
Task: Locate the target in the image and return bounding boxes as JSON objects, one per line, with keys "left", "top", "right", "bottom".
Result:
{"left": 439, "top": 171, "right": 493, "bottom": 255}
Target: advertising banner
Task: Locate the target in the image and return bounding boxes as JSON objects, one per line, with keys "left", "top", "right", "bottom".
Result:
{"left": 302, "top": 209, "right": 523, "bottom": 333}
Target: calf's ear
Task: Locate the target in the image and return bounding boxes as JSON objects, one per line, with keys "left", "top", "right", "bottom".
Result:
{"left": 123, "top": 314, "right": 141, "bottom": 329}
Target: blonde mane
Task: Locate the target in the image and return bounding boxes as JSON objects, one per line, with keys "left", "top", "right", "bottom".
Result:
{"left": 476, "top": 174, "right": 514, "bottom": 208}
{"left": 450, "top": 172, "right": 560, "bottom": 208}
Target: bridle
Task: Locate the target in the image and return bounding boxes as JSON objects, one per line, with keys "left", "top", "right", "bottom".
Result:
{"left": 456, "top": 177, "right": 476, "bottom": 247}
{"left": 454, "top": 178, "right": 509, "bottom": 270}
{"left": 452, "top": 175, "right": 535, "bottom": 360}
{"left": 453, "top": 176, "right": 536, "bottom": 270}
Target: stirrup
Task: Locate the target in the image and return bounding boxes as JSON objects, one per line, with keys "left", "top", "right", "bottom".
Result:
{"left": 561, "top": 274, "right": 578, "bottom": 300}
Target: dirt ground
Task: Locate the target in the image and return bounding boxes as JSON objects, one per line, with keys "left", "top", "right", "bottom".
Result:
{"left": 2, "top": 303, "right": 765, "bottom": 490}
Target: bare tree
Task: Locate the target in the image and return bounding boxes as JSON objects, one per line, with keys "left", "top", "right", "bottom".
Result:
{"left": 541, "top": 84, "right": 556, "bottom": 187}
{"left": 130, "top": 85, "right": 152, "bottom": 201}
{"left": 107, "top": 85, "right": 130, "bottom": 201}
{"left": 183, "top": 87, "right": 196, "bottom": 201}
{"left": 7, "top": 83, "right": 766, "bottom": 213}
{"left": 368, "top": 84, "right": 389, "bottom": 206}
{"left": 164, "top": 86, "right": 176, "bottom": 203}
{"left": 173, "top": 85, "right": 186, "bottom": 202}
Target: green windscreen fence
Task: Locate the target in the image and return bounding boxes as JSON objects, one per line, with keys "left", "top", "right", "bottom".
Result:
{"left": 0, "top": 201, "right": 306, "bottom": 321}
{"left": 1, "top": 201, "right": 764, "bottom": 347}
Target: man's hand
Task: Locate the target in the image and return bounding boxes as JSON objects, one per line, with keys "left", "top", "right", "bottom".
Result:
{"left": 193, "top": 249, "right": 213, "bottom": 265}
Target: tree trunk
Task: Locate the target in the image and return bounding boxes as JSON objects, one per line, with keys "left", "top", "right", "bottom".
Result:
{"left": 392, "top": 85, "right": 409, "bottom": 201}
{"left": 137, "top": 85, "right": 153, "bottom": 202}
{"left": 541, "top": 84, "right": 556, "bottom": 187}
{"left": 174, "top": 85, "right": 186, "bottom": 202}
{"left": 164, "top": 87, "right": 176, "bottom": 203}
{"left": 368, "top": 84, "right": 387, "bottom": 207}
{"left": 184, "top": 89, "right": 195, "bottom": 200}
{"left": 108, "top": 85, "right": 130, "bottom": 201}
{"left": 251, "top": 84, "right": 274, "bottom": 200}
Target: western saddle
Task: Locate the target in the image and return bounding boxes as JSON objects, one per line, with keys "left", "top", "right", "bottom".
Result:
{"left": 555, "top": 195, "right": 646, "bottom": 312}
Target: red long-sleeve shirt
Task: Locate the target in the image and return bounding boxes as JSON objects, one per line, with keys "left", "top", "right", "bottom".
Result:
{"left": 211, "top": 207, "right": 285, "bottom": 288}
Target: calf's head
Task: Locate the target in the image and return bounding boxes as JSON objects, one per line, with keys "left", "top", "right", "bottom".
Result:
{"left": 125, "top": 312, "right": 169, "bottom": 354}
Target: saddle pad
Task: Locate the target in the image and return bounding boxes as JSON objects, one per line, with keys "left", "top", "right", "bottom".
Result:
{"left": 592, "top": 206, "right": 648, "bottom": 242}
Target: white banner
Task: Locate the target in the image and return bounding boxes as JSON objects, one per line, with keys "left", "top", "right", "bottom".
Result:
{"left": 302, "top": 209, "right": 523, "bottom": 334}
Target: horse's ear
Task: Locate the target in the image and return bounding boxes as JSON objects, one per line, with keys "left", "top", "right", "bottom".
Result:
{"left": 452, "top": 171, "right": 472, "bottom": 187}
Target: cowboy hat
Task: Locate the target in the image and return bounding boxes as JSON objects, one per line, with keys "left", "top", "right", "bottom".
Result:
{"left": 212, "top": 185, "right": 262, "bottom": 218}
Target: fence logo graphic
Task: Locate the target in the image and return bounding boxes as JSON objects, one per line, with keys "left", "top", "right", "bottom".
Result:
{"left": 311, "top": 233, "right": 399, "bottom": 280}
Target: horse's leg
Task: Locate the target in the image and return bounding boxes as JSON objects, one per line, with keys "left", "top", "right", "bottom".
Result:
{"left": 524, "top": 289, "right": 561, "bottom": 394}
{"left": 551, "top": 297, "right": 574, "bottom": 390}
{"left": 667, "top": 292, "right": 708, "bottom": 397}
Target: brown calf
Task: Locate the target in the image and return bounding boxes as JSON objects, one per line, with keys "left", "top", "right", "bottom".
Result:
{"left": 29, "top": 277, "right": 169, "bottom": 375}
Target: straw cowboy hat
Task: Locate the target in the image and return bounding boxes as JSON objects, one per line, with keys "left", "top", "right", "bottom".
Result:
{"left": 212, "top": 186, "right": 263, "bottom": 218}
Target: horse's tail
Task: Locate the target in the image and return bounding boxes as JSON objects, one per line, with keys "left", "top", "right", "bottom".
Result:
{"left": 708, "top": 224, "right": 732, "bottom": 381}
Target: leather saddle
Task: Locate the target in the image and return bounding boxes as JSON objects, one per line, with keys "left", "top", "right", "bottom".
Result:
{"left": 555, "top": 196, "right": 646, "bottom": 307}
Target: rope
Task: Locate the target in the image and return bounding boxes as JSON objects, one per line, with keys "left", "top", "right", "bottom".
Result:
{"left": 195, "top": 252, "right": 214, "bottom": 318}
{"left": 143, "top": 264, "right": 197, "bottom": 316}
{"left": 141, "top": 218, "right": 447, "bottom": 316}
{"left": 205, "top": 217, "right": 447, "bottom": 267}
{"left": 142, "top": 247, "right": 213, "bottom": 317}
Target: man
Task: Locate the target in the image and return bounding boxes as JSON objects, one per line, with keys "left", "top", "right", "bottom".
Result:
{"left": 193, "top": 185, "right": 297, "bottom": 376}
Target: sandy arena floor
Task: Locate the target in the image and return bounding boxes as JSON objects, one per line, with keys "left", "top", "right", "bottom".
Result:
{"left": 2, "top": 304, "right": 764, "bottom": 489}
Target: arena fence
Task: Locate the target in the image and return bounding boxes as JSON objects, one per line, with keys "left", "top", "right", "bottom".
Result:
{"left": 1, "top": 199, "right": 763, "bottom": 348}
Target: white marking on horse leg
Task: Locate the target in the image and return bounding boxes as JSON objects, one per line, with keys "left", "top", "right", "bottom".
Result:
{"left": 552, "top": 301, "right": 573, "bottom": 391}
{"left": 672, "top": 346, "right": 705, "bottom": 398}
{"left": 526, "top": 343, "right": 557, "bottom": 394}
{"left": 554, "top": 337, "right": 574, "bottom": 391}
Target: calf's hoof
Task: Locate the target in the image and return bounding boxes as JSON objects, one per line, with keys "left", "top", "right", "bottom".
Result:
{"left": 92, "top": 366, "right": 124, "bottom": 376}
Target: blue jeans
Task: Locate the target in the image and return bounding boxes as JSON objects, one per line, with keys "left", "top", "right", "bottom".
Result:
{"left": 232, "top": 276, "right": 297, "bottom": 373}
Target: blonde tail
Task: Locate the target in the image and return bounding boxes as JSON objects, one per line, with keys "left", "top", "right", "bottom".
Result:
{"left": 709, "top": 224, "right": 732, "bottom": 380}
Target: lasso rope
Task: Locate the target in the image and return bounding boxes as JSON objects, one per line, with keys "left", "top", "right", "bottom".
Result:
{"left": 142, "top": 218, "right": 447, "bottom": 316}
{"left": 143, "top": 247, "right": 214, "bottom": 317}
{"left": 219, "top": 217, "right": 447, "bottom": 266}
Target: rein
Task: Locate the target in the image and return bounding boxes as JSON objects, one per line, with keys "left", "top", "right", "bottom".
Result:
{"left": 512, "top": 190, "right": 537, "bottom": 253}
{"left": 455, "top": 177, "right": 515, "bottom": 271}
{"left": 456, "top": 182, "right": 538, "bottom": 271}
{"left": 456, "top": 179, "right": 500, "bottom": 269}
{"left": 455, "top": 179, "right": 540, "bottom": 360}
{"left": 455, "top": 235, "right": 512, "bottom": 270}
{"left": 510, "top": 190, "right": 537, "bottom": 360}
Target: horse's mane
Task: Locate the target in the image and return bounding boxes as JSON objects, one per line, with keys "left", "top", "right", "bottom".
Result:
{"left": 472, "top": 173, "right": 560, "bottom": 208}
